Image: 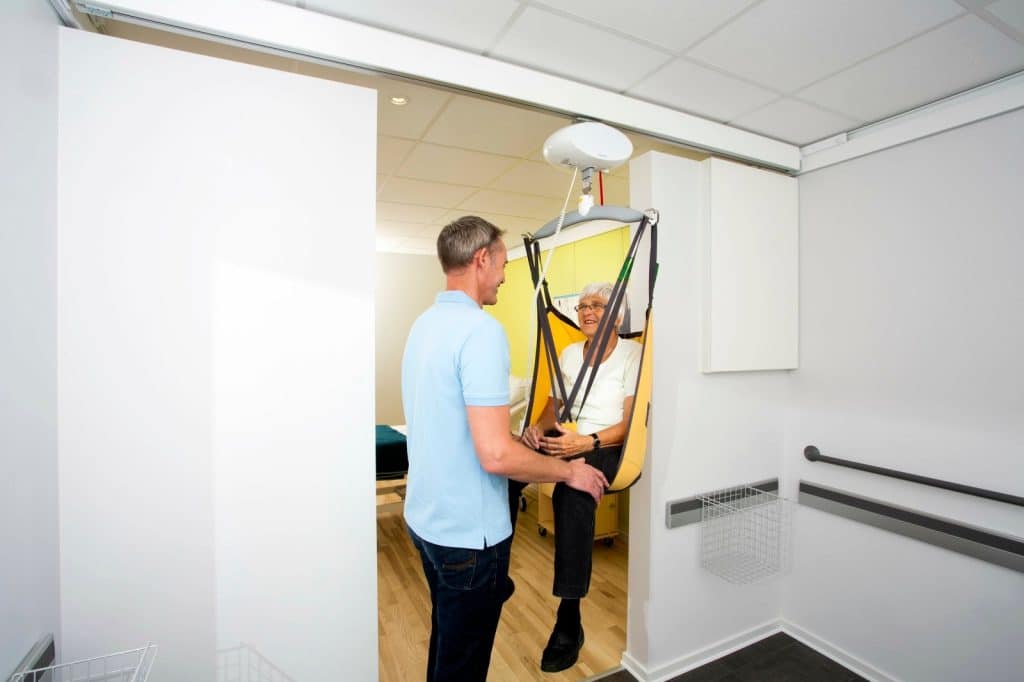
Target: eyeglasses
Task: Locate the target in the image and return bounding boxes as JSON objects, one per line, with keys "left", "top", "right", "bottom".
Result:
{"left": 574, "top": 302, "right": 606, "bottom": 313}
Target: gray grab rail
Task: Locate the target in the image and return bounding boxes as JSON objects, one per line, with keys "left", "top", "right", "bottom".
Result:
{"left": 804, "top": 445, "right": 1024, "bottom": 508}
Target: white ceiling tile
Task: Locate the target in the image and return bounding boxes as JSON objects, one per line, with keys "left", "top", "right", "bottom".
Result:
{"left": 798, "top": 15, "right": 1024, "bottom": 122}
{"left": 624, "top": 133, "right": 658, "bottom": 158}
{"left": 610, "top": 139, "right": 708, "bottom": 178}
{"left": 396, "top": 236, "right": 440, "bottom": 254}
{"left": 377, "top": 177, "right": 477, "bottom": 208}
{"left": 396, "top": 143, "right": 518, "bottom": 186}
{"left": 377, "top": 79, "right": 453, "bottom": 139}
{"left": 730, "top": 98, "right": 862, "bottom": 145}
{"left": 688, "top": 0, "right": 964, "bottom": 92}
{"left": 598, "top": 173, "right": 630, "bottom": 206}
{"left": 288, "top": 60, "right": 450, "bottom": 140}
{"left": 377, "top": 202, "right": 448, "bottom": 223}
{"left": 378, "top": 136, "right": 415, "bottom": 174}
{"left": 439, "top": 211, "right": 542, "bottom": 237}
{"left": 491, "top": 6, "right": 673, "bottom": 92}
{"left": 302, "top": 0, "right": 521, "bottom": 53}
{"left": 416, "top": 223, "right": 444, "bottom": 238}
{"left": 535, "top": 0, "right": 757, "bottom": 52}
{"left": 489, "top": 161, "right": 581, "bottom": 198}
{"left": 423, "top": 95, "right": 570, "bottom": 157}
{"left": 605, "top": 133, "right": 663, "bottom": 176}
{"left": 628, "top": 58, "right": 779, "bottom": 121}
{"left": 987, "top": 0, "right": 1024, "bottom": 34}
{"left": 376, "top": 220, "right": 429, "bottom": 238}
{"left": 375, "top": 235, "right": 405, "bottom": 252}
{"left": 458, "top": 190, "right": 566, "bottom": 220}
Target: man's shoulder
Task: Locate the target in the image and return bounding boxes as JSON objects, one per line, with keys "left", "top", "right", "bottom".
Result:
{"left": 466, "top": 309, "right": 506, "bottom": 337}
{"left": 414, "top": 302, "right": 494, "bottom": 330}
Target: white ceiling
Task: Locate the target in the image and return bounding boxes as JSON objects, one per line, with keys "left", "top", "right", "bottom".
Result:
{"left": 280, "top": 0, "right": 1024, "bottom": 146}
{"left": 111, "top": 1, "right": 1024, "bottom": 255}
{"left": 268, "top": 0, "right": 1024, "bottom": 254}
{"left": 334, "top": 68, "right": 697, "bottom": 255}
{"left": 102, "top": 18, "right": 699, "bottom": 256}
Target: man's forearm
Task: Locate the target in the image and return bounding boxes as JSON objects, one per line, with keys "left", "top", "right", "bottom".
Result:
{"left": 487, "top": 436, "right": 571, "bottom": 483}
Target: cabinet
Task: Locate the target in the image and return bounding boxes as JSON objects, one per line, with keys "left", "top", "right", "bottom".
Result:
{"left": 701, "top": 157, "right": 799, "bottom": 372}
{"left": 536, "top": 482, "right": 619, "bottom": 546}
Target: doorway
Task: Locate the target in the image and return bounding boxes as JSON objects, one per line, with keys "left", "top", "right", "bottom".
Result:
{"left": 95, "top": 17, "right": 704, "bottom": 680}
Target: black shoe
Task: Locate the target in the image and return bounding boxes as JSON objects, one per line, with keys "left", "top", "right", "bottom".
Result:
{"left": 540, "top": 624, "right": 584, "bottom": 673}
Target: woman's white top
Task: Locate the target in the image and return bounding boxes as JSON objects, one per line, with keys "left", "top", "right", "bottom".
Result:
{"left": 552, "top": 339, "right": 642, "bottom": 435}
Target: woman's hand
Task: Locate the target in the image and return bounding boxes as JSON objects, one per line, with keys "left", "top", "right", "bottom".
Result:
{"left": 521, "top": 424, "right": 543, "bottom": 450}
{"left": 538, "top": 422, "right": 592, "bottom": 458}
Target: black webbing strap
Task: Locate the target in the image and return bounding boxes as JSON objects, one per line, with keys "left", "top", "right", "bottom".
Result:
{"left": 559, "top": 216, "right": 650, "bottom": 423}
{"left": 525, "top": 238, "right": 570, "bottom": 406}
{"left": 647, "top": 217, "right": 658, "bottom": 313}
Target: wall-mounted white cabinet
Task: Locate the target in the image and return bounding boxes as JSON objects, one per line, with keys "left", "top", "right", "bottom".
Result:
{"left": 700, "top": 158, "right": 798, "bottom": 373}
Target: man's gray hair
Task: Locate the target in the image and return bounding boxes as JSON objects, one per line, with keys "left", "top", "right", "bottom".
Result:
{"left": 436, "top": 216, "right": 505, "bottom": 273}
{"left": 580, "top": 281, "right": 629, "bottom": 324}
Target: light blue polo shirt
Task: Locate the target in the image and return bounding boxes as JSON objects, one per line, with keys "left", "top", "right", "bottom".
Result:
{"left": 401, "top": 290, "right": 511, "bottom": 550}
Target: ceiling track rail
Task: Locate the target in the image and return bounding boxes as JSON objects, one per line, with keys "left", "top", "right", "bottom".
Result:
{"left": 73, "top": 0, "right": 802, "bottom": 173}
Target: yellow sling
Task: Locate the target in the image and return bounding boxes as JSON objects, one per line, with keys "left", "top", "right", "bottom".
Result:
{"left": 521, "top": 207, "right": 658, "bottom": 492}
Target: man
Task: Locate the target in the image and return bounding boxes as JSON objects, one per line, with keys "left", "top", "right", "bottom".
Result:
{"left": 402, "top": 215, "right": 608, "bottom": 681}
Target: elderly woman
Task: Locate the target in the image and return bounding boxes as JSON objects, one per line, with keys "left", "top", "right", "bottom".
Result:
{"left": 519, "top": 281, "right": 641, "bottom": 673}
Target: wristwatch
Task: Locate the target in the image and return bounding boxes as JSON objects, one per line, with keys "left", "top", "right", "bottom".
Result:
{"left": 590, "top": 433, "right": 601, "bottom": 450}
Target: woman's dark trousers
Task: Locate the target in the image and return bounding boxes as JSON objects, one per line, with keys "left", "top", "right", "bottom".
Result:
{"left": 507, "top": 445, "right": 621, "bottom": 598}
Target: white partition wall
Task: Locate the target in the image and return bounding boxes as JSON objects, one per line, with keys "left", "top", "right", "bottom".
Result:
{"left": 784, "top": 108, "right": 1024, "bottom": 682}
{"left": 1, "top": 0, "right": 60, "bottom": 674}
{"left": 58, "top": 29, "right": 377, "bottom": 681}
{"left": 625, "top": 153, "right": 790, "bottom": 680}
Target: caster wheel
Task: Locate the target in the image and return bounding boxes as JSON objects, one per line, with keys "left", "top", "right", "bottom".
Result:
{"left": 602, "top": 538, "right": 614, "bottom": 547}
{"left": 520, "top": 496, "right": 527, "bottom": 512}
{"left": 538, "top": 526, "right": 547, "bottom": 537}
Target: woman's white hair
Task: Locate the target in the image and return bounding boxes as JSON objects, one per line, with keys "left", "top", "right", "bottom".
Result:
{"left": 579, "top": 281, "right": 629, "bottom": 324}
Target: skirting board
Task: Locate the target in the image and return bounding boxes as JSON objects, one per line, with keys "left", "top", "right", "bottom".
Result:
{"left": 780, "top": 620, "right": 897, "bottom": 682}
{"left": 621, "top": 620, "right": 780, "bottom": 682}
{"left": 621, "top": 620, "right": 896, "bottom": 682}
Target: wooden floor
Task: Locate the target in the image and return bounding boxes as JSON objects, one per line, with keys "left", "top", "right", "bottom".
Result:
{"left": 377, "top": 492, "right": 628, "bottom": 681}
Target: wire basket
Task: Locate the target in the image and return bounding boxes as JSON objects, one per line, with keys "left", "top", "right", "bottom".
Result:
{"left": 217, "top": 644, "right": 295, "bottom": 682}
{"left": 9, "top": 644, "right": 157, "bottom": 682}
{"left": 700, "top": 484, "right": 791, "bottom": 584}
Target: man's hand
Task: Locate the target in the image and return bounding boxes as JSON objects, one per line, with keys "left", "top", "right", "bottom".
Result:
{"left": 521, "top": 424, "right": 543, "bottom": 450}
{"left": 564, "top": 459, "right": 608, "bottom": 503}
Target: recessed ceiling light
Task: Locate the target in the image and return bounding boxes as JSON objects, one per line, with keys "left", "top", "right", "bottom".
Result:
{"left": 390, "top": 96, "right": 409, "bottom": 106}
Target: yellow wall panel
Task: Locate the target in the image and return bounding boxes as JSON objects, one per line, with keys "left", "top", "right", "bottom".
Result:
{"left": 489, "top": 257, "right": 534, "bottom": 377}
{"left": 488, "top": 226, "right": 631, "bottom": 378}
{"left": 573, "top": 227, "right": 631, "bottom": 290}
{"left": 539, "top": 244, "right": 578, "bottom": 298}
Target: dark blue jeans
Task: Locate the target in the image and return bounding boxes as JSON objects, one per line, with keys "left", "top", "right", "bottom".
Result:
{"left": 508, "top": 445, "right": 622, "bottom": 599}
{"left": 408, "top": 527, "right": 514, "bottom": 682}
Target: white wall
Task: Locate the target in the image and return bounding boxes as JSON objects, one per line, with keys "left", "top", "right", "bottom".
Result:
{"left": 625, "top": 153, "right": 791, "bottom": 680}
{"left": 58, "top": 30, "right": 377, "bottom": 681}
{"left": 0, "top": 0, "right": 60, "bottom": 674}
{"left": 785, "top": 108, "right": 1024, "bottom": 681}
{"left": 375, "top": 253, "right": 444, "bottom": 424}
